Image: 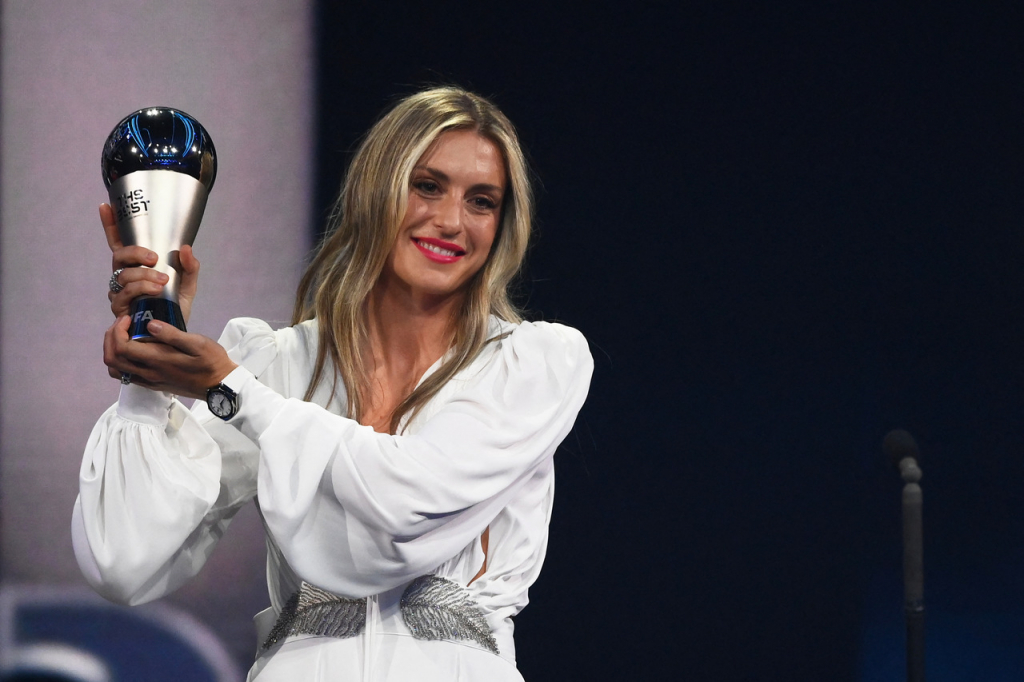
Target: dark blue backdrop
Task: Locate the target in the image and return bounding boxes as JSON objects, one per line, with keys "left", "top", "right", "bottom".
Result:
{"left": 314, "top": 3, "right": 1023, "bottom": 680}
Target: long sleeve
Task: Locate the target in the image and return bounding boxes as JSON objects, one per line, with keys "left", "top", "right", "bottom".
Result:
{"left": 229, "top": 321, "right": 592, "bottom": 598}
{"left": 72, "top": 319, "right": 280, "bottom": 605}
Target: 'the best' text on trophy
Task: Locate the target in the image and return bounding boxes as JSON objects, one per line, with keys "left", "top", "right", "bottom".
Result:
{"left": 101, "top": 107, "right": 217, "bottom": 339}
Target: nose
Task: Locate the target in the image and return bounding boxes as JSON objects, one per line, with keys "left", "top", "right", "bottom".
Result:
{"left": 432, "top": 193, "right": 463, "bottom": 235}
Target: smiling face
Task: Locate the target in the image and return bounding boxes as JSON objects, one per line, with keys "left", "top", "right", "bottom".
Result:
{"left": 380, "top": 129, "right": 506, "bottom": 304}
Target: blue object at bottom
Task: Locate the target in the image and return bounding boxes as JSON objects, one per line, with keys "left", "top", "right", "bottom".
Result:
{"left": 128, "top": 298, "right": 186, "bottom": 339}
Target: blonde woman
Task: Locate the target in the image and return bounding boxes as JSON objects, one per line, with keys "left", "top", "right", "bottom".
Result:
{"left": 73, "top": 87, "right": 593, "bottom": 681}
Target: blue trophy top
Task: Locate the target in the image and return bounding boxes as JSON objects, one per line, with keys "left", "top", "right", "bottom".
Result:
{"left": 101, "top": 107, "right": 217, "bottom": 191}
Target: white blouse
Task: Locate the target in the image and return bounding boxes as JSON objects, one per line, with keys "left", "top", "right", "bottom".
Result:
{"left": 72, "top": 316, "right": 592, "bottom": 680}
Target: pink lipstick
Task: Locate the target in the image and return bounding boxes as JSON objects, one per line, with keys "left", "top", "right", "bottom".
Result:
{"left": 413, "top": 237, "right": 465, "bottom": 264}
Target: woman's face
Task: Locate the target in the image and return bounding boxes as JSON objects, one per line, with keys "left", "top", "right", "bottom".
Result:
{"left": 382, "top": 129, "right": 506, "bottom": 303}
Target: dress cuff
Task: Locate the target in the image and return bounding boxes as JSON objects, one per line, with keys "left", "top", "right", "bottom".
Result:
{"left": 116, "top": 383, "right": 173, "bottom": 426}
{"left": 223, "top": 365, "right": 289, "bottom": 443}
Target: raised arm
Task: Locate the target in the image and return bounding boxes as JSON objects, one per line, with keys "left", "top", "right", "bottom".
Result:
{"left": 72, "top": 319, "right": 278, "bottom": 605}
{"left": 79, "top": 317, "right": 592, "bottom": 601}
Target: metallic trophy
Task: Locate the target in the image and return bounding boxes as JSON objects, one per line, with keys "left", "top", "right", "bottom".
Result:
{"left": 101, "top": 107, "right": 217, "bottom": 339}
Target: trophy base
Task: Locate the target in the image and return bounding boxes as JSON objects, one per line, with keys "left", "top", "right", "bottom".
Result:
{"left": 128, "top": 298, "right": 187, "bottom": 340}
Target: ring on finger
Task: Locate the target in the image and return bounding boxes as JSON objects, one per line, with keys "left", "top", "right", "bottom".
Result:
{"left": 109, "top": 268, "right": 125, "bottom": 294}
{"left": 120, "top": 372, "right": 132, "bottom": 385}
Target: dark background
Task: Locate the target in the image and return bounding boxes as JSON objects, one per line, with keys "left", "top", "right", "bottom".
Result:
{"left": 315, "top": 3, "right": 1022, "bottom": 680}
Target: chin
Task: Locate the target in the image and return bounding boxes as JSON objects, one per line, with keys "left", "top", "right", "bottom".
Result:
{"left": 416, "top": 282, "right": 468, "bottom": 300}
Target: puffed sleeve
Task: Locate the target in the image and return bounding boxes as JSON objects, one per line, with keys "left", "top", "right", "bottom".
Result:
{"left": 72, "top": 318, "right": 279, "bottom": 605}
{"left": 227, "top": 321, "right": 592, "bottom": 597}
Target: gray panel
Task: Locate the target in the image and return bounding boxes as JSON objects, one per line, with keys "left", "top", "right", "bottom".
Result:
{"left": 0, "top": 0, "right": 314, "bottom": 671}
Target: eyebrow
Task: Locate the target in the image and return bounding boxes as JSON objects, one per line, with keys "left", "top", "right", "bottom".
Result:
{"left": 415, "top": 165, "right": 504, "bottom": 195}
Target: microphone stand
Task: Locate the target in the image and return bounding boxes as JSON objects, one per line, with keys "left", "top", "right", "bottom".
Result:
{"left": 885, "top": 429, "right": 925, "bottom": 682}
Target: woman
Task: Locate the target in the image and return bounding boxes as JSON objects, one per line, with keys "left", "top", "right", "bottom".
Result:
{"left": 73, "top": 87, "right": 592, "bottom": 681}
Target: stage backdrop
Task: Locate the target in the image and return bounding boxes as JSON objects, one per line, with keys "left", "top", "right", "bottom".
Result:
{"left": 0, "top": 1, "right": 313, "bottom": 676}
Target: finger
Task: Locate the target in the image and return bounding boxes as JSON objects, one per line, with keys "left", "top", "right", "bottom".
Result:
{"left": 144, "top": 320, "right": 202, "bottom": 355}
{"left": 111, "top": 267, "right": 169, "bottom": 298}
{"left": 112, "top": 245, "right": 160, "bottom": 271}
{"left": 178, "top": 244, "right": 200, "bottom": 299}
{"left": 108, "top": 315, "right": 136, "bottom": 353}
{"left": 107, "top": 364, "right": 155, "bottom": 389}
{"left": 103, "top": 317, "right": 131, "bottom": 373}
{"left": 109, "top": 292, "right": 129, "bottom": 318}
{"left": 109, "top": 285, "right": 164, "bottom": 318}
{"left": 107, "top": 365, "right": 147, "bottom": 384}
{"left": 104, "top": 319, "right": 159, "bottom": 379}
{"left": 180, "top": 244, "right": 200, "bottom": 275}
{"left": 100, "top": 203, "right": 122, "bottom": 251}
{"left": 122, "top": 372, "right": 158, "bottom": 390}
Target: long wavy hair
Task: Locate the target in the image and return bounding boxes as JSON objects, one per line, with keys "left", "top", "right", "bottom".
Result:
{"left": 292, "top": 87, "right": 533, "bottom": 433}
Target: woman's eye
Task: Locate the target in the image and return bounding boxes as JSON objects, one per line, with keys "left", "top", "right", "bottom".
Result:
{"left": 414, "top": 180, "right": 440, "bottom": 194}
{"left": 471, "top": 196, "right": 498, "bottom": 210}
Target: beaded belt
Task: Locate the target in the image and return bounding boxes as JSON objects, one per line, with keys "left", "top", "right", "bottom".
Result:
{"left": 261, "top": 575, "right": 499, "bottom": 655}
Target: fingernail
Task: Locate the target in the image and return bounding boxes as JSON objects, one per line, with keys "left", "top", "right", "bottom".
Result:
{"left": 148, "top": 320, "right": 164, "bottom": 333}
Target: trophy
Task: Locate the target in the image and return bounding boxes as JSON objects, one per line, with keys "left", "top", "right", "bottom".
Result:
{"left": 101, "top": 107, "right": 217, "bottom": 339}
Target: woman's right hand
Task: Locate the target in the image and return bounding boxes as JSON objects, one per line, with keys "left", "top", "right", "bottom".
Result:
{"left": 101, "top": 203, "right": 200, "bottom": 324}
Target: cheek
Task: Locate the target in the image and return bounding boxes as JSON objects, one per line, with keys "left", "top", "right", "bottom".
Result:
{"left": 473, "top": 218, "right": 499, "bottom": 258}
{"left": 399, "top": 197, "right": 427, "bottom": 231}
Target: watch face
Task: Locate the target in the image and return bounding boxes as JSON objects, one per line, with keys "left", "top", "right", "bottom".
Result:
{"left": 209, "top": 390, "right": 233, "bottom": 418}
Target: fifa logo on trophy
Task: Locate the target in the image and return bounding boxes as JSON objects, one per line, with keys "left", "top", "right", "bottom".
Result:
{"left": 102, "top": 107, "right": 217, "bottom": 339}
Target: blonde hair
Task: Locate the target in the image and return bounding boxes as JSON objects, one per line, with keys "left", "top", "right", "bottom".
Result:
{"left": 293, "top": 86, "right": 533, "bottom": 433}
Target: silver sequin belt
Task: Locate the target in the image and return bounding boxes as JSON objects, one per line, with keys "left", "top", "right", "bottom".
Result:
{"left": 261, "top": 575, "right": 499, "bottom": 655}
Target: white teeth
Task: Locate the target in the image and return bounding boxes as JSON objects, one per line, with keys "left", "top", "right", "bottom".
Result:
{"left": 418, "top": 240, "right": 459, "bottom": 256}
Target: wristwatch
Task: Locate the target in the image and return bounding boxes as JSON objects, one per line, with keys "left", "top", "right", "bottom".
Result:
{"left": 206, "top": 381, "right": 239, "bottom": 421}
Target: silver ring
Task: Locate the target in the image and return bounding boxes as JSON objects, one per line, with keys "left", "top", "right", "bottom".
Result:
{"left": 109, "top": 268, "right": 125, "bottom": 293}
{"left": 120, "top": 372, "right": 132, "bottom": 385}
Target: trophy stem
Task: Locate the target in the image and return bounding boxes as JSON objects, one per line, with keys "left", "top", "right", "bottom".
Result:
{"left": 128, "top": 298, "right": 186, "bottom": 339}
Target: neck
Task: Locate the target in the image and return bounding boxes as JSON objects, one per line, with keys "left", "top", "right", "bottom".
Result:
{"left": 364, "top": 276, "right": 464, "bottom": 384}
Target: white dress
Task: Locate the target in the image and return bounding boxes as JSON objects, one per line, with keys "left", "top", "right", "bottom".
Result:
{"left": 71, "top": 316, "right": 593, "bottom": 681}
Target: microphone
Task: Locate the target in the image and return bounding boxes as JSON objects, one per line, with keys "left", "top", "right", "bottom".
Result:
{"left": 101, "top": 108, "right": 217, "bottom": 339}
{"left": 884, "top": 428, "right": 920, "bottom": 469}
{"left": 883, "top": 429, "right": 925, "bottom": 682}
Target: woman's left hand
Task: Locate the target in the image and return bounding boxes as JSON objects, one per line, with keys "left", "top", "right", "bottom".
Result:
{"left": 104, "top": 316, "right": 238, "bottom": 399}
